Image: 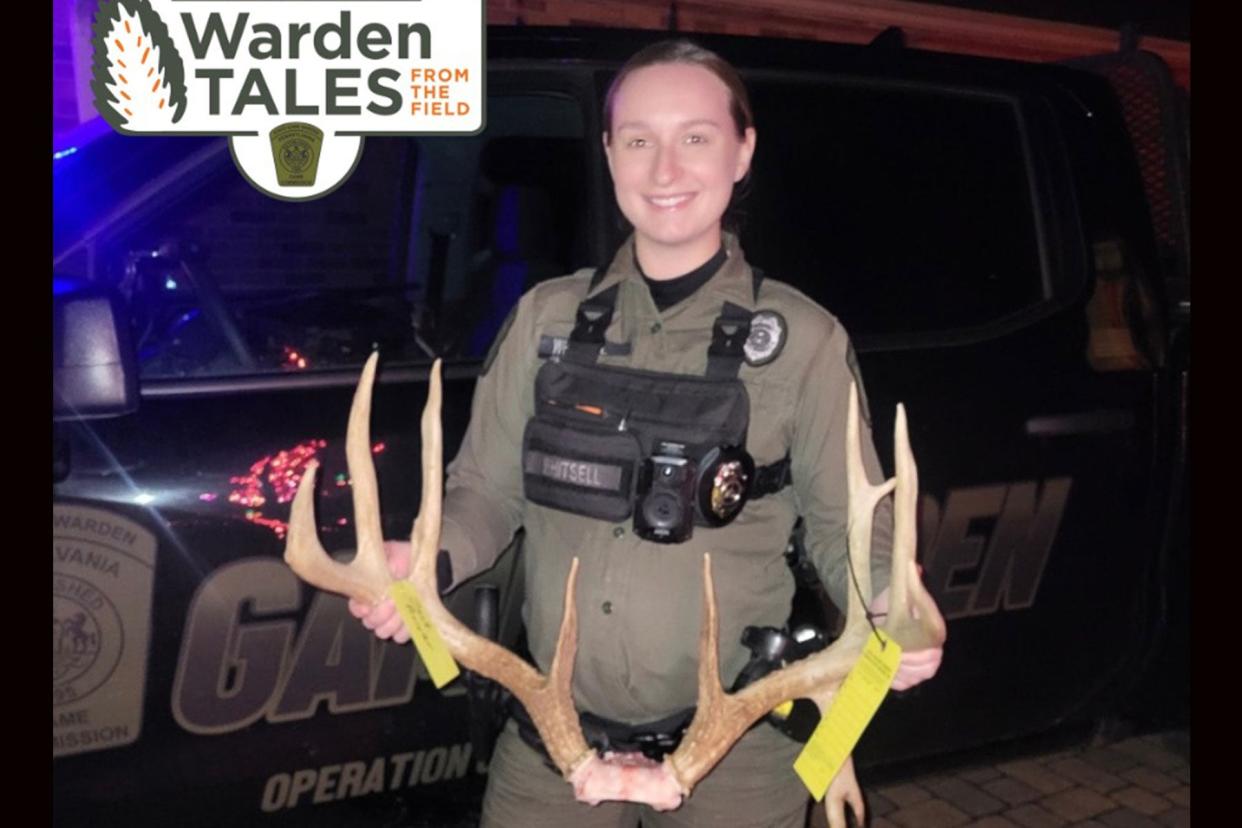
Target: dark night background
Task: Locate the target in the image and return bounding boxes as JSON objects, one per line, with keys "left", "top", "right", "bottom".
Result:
{"left": 909, "top": 0, "right": 1190, "bottom": 40}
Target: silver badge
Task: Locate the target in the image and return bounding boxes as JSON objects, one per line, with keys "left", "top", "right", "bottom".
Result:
{"left": 744, "top": 310, "right": 786, "bottom": 366}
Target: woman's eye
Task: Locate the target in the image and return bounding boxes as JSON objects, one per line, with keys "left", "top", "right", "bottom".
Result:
{"left": 627, "top": 137, "right": 649, "bottom": 148}
{"left": 686, "top": 134, "right": 707, "bottom": 144}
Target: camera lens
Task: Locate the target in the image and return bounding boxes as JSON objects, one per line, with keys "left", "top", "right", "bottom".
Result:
{"left": 642, "top": 491, "right": 683, "bottom": 530}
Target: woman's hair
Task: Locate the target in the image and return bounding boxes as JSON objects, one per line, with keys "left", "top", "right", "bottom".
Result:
{"left": 602, "top": 39, "right": 756, "bottom": 235}
{"left": 602, "top": 39, "right": 754, "bottom": 142}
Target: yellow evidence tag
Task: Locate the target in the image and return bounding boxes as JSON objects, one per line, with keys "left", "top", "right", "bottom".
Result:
{"left": 793, "top": 632, "right": 902, "bottom": 800}
{"left": 388, "top": 581, "right": 461, "bottom": 689}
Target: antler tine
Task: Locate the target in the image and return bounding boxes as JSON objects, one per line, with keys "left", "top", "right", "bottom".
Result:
{"left": 408, "top": 359, "right": 443, "bottom": 563}
{"left": 345, "top": 351, "right": 390, "bottom": 583}
{"left": 405, "top": 361, "right": 595, "bottom": 779}
{"left": 665, "top": 382, "right": 894, "bottom": 795}
{"left": 285, "top": 351, "right": 392, "bottom": 606}
{"left": 881, "top": 403, "right": 946, "bottom": 651}
{"left": 843, "top": 381, "right": 896, "bottom": 631}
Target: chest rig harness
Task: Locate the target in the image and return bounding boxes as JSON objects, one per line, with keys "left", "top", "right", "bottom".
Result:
{"left": 521, "top": 268, "right": 792, "bottom": 544}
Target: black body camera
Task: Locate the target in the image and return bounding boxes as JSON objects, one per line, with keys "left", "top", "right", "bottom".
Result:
{"left": 634, "top": 442, "right": 697, "bottom": 543}
{"left": 633, "top": 441, "right": 758, "bottom": 544}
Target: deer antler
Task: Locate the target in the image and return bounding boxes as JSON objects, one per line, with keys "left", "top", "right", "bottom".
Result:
{"left": 661, "top": 383, "right": 947, "bottom": 797}
{"left": 285, "top": 356, "right": 943, "bottom": 812}
{"left": 284, "top": 354, "right": 594, "bottom": 779}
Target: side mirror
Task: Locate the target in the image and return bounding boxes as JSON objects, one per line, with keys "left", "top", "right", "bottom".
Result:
{"left": 52, "top": 288, "right": 139, "bottom": 421}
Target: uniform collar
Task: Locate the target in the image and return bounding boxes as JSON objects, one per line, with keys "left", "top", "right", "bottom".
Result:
{"left": 591, "top": 231, "right": 758, "bottom": 311}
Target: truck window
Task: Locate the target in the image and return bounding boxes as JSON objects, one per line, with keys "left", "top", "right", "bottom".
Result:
{"left": 740, "top": 76, "right": 1046, "bottom": 342}
{"left": 111, "top": 93, "right": 589, "bottom": 380}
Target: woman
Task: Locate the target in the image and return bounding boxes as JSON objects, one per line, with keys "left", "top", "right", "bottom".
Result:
{"left": 354, "top": 39, "right": 942, "bottom": 827}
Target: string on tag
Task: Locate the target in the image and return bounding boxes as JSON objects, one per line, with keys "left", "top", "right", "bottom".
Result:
{"left": 843, "top": 545, "right": 885, "bottom": 648}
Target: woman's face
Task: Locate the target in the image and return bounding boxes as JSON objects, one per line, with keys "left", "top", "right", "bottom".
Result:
{"left": 604, "top": 62, "right": 756, "bottom": 265}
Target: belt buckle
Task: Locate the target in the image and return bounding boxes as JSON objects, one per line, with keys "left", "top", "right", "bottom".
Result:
{"left": 631, "top": 730, "right": 679, "bottom": 762}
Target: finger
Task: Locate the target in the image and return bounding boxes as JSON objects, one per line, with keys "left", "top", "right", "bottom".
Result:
{"left": 361, "top": 601, "right": 396, "bottom": 631}
{"left": 893, "top": 670, "right": 922, "bottom": 691}
{"left": 348, "top": 598, "right": 370, "bottom": 620}
{"left": 384, "top": 540, "right": 412, "bottom": 579}
{"left": 846, "top": 787, "right": 865, "bottom": 827}
{"left": 376, "top": 613, "right": 408, "bottom": 641}
{"left": 893, "top": 660, "right": 941, "bottom": 690}
{"left": 899, "top": 648, "right": 943, "bottom": 671}
{"left": 901, "top": 652, "right": 943, "bottom": 679}
{"left": 905, "top": 662, "right": 939, "bottom": 680}
{"left": 825, "top": 796, "right": 845, "bottom": 828}
{"left": 899, "top": 655, "right": 933, "bottom": 675}
{"left": 905, "top": 647, "right": 942, "bottom": 662}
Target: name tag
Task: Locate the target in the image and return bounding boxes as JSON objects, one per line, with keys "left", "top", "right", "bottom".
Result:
{"left": 524, "top": 450, "right": 624, "bottom": 492}
{"left": 538, "top": 335, "right": 633, "bottom": 359}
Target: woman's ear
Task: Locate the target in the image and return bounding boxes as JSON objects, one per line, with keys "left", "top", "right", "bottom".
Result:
{"left": 735, "top": 127, "right": 757, "bottom": 182}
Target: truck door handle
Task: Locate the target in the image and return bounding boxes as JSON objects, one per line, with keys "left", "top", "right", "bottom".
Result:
{"left": 1024, "top": 409, "right": 1135, "bottom": 437}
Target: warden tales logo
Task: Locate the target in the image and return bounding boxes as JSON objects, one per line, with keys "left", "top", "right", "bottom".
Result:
{"left": 88, "top": 0, "right": 484, "bottom": 199}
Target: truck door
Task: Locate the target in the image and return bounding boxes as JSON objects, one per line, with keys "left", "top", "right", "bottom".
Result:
{"left": 731, "top": 59, "right": 1179, "bottom": 764}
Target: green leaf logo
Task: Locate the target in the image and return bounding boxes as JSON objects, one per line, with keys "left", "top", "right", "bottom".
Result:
{"left": 91, "top": 0, "right": 188, "bottom": 130}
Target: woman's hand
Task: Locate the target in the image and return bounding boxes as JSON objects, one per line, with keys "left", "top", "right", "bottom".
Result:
{"left": 347, "top": 540, "right": 413, "bottom": 644}
{"left": 868, "top": 568, "right": 944, "bottom": 691}
{"left": 823, "top": 754, "right": 865, "bottom": 828}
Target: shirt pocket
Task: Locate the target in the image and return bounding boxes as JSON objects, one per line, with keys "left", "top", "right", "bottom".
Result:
{"left": 742, "top": 373, "right": 796, "bottom": 464}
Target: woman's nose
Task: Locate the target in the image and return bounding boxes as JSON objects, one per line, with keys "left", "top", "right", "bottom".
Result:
{"left": 652, "top": 145, "right": 680, "bottom": 185}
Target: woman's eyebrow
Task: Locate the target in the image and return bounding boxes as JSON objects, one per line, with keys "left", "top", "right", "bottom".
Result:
{"left": 679, "top": 118, "right": 723, "bottom": 130}
{"left": 614, "top": 118, "right": 723, "bottom": 132}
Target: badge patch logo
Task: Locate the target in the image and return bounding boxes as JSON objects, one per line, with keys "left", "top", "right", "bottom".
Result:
{"left": 744, "top": 310, "right": 786, "bottom": 366}
{"left": 53, "top": 506, "right": 158, "bottom": 757}
{"left": 88, "top": 0, "right": 484, "bottom": 200}
{"left": 270, "top": 122, "right": 323, "bottom": 186}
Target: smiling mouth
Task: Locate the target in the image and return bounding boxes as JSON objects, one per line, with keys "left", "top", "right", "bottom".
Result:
{"left": 646, "top": 193, "right": 695, "bottom": 210}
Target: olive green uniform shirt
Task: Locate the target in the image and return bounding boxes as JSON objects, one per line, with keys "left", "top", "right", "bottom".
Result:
{"left": 440, "top": 232, "right": 893, "bottom": 724}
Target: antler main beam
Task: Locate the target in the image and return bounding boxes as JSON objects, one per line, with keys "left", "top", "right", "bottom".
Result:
{"left": 284, "top": 354, "right": 593, "bottom": 778}
{"left": 662, "top": 384, "right": 947, "bottom": 796}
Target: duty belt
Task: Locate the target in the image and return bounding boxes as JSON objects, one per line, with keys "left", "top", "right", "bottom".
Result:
{"left": 508, "top": 698, "right": 695, "bottom": 766}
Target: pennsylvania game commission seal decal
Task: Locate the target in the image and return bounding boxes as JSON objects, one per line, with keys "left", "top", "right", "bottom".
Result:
{"left": 270, "top": 122, "right": 323, "bottom": 186}
{"left": 53, "top": 505, "right": 157, "bottom": 757}
{"left": 54, "top": 573, "right": 124, "bottom": 706}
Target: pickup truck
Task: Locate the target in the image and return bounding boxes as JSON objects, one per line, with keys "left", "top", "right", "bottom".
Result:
{"left": 53, "top": 24, "right": 1189, "bottom": 827}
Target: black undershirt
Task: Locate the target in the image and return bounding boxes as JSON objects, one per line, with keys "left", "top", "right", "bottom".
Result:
{"left": 638, "top": 245, "right": 728, "bottom": 312}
